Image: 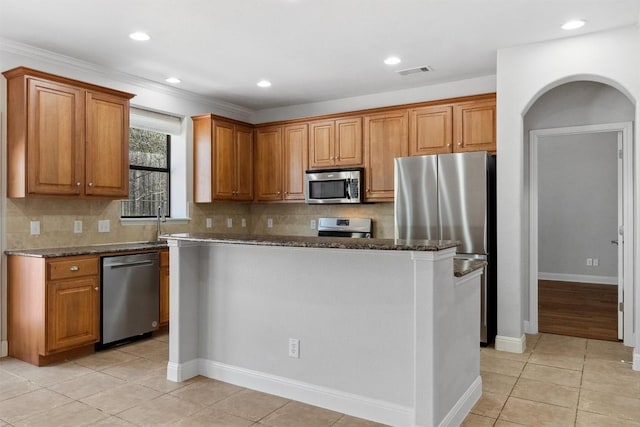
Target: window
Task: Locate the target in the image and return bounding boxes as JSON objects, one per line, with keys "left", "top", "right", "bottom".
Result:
{"left": 121, "top": 128, "right": 170, "bottom": 218}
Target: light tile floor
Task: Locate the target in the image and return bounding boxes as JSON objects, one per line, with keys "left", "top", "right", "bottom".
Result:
{"left": 0, "top": 333, "right": 385, "bottom": 426}
{"left": 1, "top": 332, "right": 638, "bottom": 426}
{"left": 463, "top": 333, "right": 640, "bottom": 426}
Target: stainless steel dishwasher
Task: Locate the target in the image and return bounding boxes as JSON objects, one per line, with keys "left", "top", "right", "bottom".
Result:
{"left": 100, "top": 252, "right": 159, "bottom": 346}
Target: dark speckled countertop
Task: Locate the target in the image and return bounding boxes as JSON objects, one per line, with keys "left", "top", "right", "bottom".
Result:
{"left": 5, "top": 234, "right": 485, "bottom": 278}
{"left": 4, "top": 241, "right": 168, "bottom": 258}
{"left": 161, "top": 232, "right": 459, "bottom": 252}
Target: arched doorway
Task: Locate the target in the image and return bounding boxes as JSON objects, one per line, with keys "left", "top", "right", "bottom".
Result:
{"left": 524, "top": 81, "right": 635, "bottom": 345}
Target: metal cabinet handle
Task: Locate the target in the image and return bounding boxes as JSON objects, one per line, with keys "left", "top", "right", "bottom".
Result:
{"left": 446, "top": 143, "right": 452, "bottom": 147}
{"left": 611, "top": 240, "right": 619, "bottom": 246}
{"left": 69, "top": 265, "right": 79, "bottom": 271}
{"left": 457, "top": 142, "right": 463, "bottom": 147}
{"left": 88, "top": 182, "right": 94, "bottom": 187}
{"left": 76, "top": 182, "right": 81, "bottom": 187}
{"left": 94, "top": 287, "right": 99, "bottom": 291}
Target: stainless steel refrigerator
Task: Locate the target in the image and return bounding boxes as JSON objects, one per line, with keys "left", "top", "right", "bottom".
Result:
{"left": 394, "top": 151, "right": 496, "bottom": 345}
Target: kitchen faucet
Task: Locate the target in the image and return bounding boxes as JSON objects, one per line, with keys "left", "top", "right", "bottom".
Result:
{"left": 157, "top": 200, "right": 166, "bottom": 241}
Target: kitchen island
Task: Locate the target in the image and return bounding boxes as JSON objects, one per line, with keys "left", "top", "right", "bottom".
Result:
{"left": 163, "top": 233, "right": 483, "bottom": 427}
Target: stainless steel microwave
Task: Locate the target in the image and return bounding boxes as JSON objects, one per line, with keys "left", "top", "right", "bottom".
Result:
{"left": 304, "top": 168, "right": 363, "bottom": 204}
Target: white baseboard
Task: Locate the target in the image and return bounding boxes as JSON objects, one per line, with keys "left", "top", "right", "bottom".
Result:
{"left": 199, "top": 359, "right": 412, "bottom": 427}
{"left": 438, "top": 376, "right": 482, "bottom": 427}
{"left": 495, "top": 334, "right": 526, "bottom": 353}
{"left": 634, "top": 350, "right": 640, "bottom": 372}
{"left": 523, "top": 320, "right": 538, "bottom": 334}
{"left": 538, "top": 272, "right": 617, "bottom": 285}
{"left": 1, "top": 340, "right": 7, "bottom": 358}
{"left": 166, "top": 359, "right": 199, "bottom": 382}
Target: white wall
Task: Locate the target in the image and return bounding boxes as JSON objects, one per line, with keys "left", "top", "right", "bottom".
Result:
{"left": 496, "top": 25, "right": 640, "bottom": 350}
{"left": 538, "top": 132, "right": 618, "bottom": 280}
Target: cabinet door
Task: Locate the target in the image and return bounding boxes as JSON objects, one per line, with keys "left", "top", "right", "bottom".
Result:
{"left": 409, "top": 105, "right": 453, "bottom": 156}
{"left": 85, "top": 91, "right": 129, "bottom": 197}
{"left": 193, "top": 117, "right": 213, "bottom": 203}
{"left": 235, "top": 125, "right": 254, "bottom": 201}
{"left": 283, "top": 124, "right": 308, "bottom": 201}
{"left": 453, "top": 98, "right": 496, "bottom": 153}
{"left": 364, "top": 111, "right": 408, "bottom": 201}
{"left": 213, "top": 120, "right": 236, "bottom": 200}
{"left": 46, "top": 277, "right": 99, "bottom": 352}
{"left": 27, "top": 78, "right": 84, "bottom": 196}
{"left": 335, "top": 117, "right": 362, "bottom": 166}
{"left": 309, "top": 120, "right": 335, "bottom": 168}
{"left": 255, "top": 126, "right": 283, "bottom": 201}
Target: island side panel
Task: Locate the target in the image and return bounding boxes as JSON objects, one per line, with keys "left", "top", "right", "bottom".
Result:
{"left": 199, "top": 244, "right": 415, "bottom": 408}
{"left": 167, "top": 240, "right": 202, "bottom": 381}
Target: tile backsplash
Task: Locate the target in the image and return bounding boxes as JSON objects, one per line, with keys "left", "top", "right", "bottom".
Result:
{"left": 5, "top": 199, "right": 394, "bottom": 250}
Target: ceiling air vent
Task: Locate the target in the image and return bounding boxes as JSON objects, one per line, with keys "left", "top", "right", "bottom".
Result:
{"left": 396, "top": 65, "right": 433, "bottom": 76}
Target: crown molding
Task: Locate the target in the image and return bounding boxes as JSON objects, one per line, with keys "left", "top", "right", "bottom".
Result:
{"left": 0, "top": 37, "right": 254, "bottom": 119}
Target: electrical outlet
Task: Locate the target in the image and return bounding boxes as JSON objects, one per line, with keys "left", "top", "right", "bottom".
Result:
{"left": 267, "top": 218, "right": 273, "bottom": 228}
{"left": 98, "top": 220, "right": 110, "bottom": 233}
{"left": 288, "top": 338, "right": 300, "bottom": 358}
{"left": 242, "top": 218, "right": 247, "bottom": 228}
{"left": 30, "top": 221, "right": 40, "bottom": 236}
{"left": 206, "top": 218, "right": 213, "bottom": 228}
{"left": 226, "top": 217, "right": 233, "bottom": 228}
{"left": 593, "top": 258, "right": 599, "bottom": 266}
{"left": 74, "top": 220, "right": 83, "bottom": 234}
{"left": 586, "top": 258, "right": 593, "bottom": 266}
{"left": 310, "top": 219, "right": 317, "bottom": 230}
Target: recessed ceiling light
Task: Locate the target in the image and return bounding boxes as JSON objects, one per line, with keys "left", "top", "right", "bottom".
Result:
{"left": 257, "top": 80, "right": 272, "bottom": 88}
{"left": 561, "top": 19, "right": 586, "bottom": 30}
{"left": 384, "top": 56, "right": 402, "bottom": 65}
{"left": 129, "top": 31, "right": 151, "bottom": 41}
{"left": 165, "top": 77, "right": 181, "bottom": 84}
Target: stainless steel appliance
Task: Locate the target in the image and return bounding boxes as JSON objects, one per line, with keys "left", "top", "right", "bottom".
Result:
{"left": 100, "top": 252, "right": 160, "bottom": 346}
{"left": 305, "top": 168, "right": 363, "bottom": 204}
{"left": 394, "top": 152, "right": 496, "bottom": 345}
{"left": 318, "top": 217, "right": 372, "bottom": 238}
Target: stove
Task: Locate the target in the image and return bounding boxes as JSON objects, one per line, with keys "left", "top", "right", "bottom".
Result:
{"left": 317, "top": 217, "right": 372, "bottom": 238}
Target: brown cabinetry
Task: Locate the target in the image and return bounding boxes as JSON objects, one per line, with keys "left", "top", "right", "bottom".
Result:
{"left": 453, "top": 97, "right": 496, "bottom": 153}
{"left": 193, "top": 114, "right": 254, "bottom": 202}
{"left": 159, "top": 249, "right": 170, "bottom": 326}
{"left": 255, "top": 124, "right": 308, "bottom": 201}
{"left": 363, "top": 110, "right": 409, "bottom": 201}
{"left": 3, "top": 67, "right": 133, "bottom": 198}
{"left": 309, "top": 117, "right": 362, "bottom": 168}
{"left": 409, "top": 96, "right": 496, "bottom": 156}
{"left": 8, "top": 255, "right": 100, "bottom": 366}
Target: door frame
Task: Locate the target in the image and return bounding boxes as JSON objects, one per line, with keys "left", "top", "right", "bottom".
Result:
{"left": 528, "top": 122, "right": 634, "bottom": 346}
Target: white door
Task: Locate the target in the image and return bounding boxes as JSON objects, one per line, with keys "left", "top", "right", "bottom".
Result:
{"left": 617, "top": 134, "right": 624, "bottom": 340}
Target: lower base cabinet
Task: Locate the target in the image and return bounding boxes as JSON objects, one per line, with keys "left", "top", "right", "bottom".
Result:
{"left": 7, "top": 248, "right": 170, "bottom": 366}
{"left": 160, "top": 249, "right": 170, "bottom": 325}
{"left": 8, "top": 255, "right": 100, "bottom": 366}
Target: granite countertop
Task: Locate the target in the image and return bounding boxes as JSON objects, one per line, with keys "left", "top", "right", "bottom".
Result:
{"left": 161, "top": 232, "right": 459, "bottom": 252}
{"left": 4, "top": 241, "right": 168, "bottom": 258}
{"left": 453, "top": 258, "right": 487, "bottom": 277}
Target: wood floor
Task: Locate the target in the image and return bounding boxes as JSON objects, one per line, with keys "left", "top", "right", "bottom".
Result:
{"left": 538, "top": 280, "right": 618, "bottom": 341}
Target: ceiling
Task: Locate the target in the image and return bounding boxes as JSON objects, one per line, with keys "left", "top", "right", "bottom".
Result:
{"left": 1, "top": 0, "right": 639, "bottom": 111}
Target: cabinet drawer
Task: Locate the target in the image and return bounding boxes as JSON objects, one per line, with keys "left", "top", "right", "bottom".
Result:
{"left": 47, "top": 257, "right": 99, "bottom": 281}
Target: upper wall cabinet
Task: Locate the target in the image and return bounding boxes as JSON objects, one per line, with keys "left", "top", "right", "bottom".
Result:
{"left": 193, "top": 114, "right": 254, "bottom": 202}
{"left": 255, "top": 124, "right": 308, "bottom": 202}
{"left": 309, "top": 117, "right": 362, "bottom": 168}
{"left": 409, "top": 95, "right": 496, "bottom": 156}
{"left": 3, "top": 67, "right": 134, "bottom": 198}
{"left": 363, "top": 110, "right": 408, "bottom": 201}
{"left": 453, "top": 96, "right": 496, "bottom": 153}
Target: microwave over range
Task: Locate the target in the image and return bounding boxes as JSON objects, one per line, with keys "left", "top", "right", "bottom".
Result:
{"left": 304, "top": 168, "right": 363, "bottom": 204}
